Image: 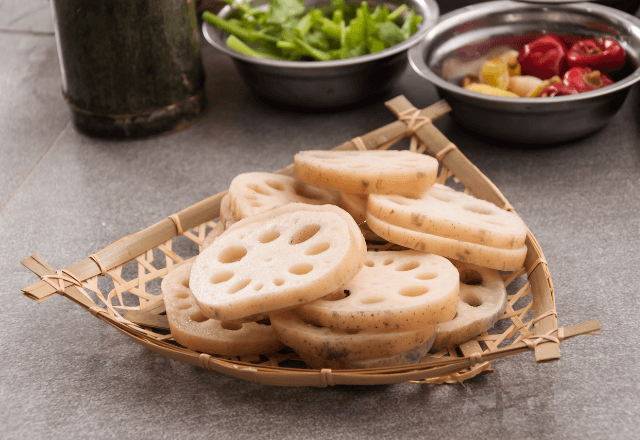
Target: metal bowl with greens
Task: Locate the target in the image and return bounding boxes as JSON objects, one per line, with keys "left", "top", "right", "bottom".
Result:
{"left": 203, "top": 0, "right": 424, "bottom": 61}
{"left": 202, "top": 0, "right": 439, "bottom": 108}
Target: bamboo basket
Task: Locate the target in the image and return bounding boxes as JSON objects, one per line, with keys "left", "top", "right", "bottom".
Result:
{"left": 20, "top": 96, "right": 600, "bottom": 387}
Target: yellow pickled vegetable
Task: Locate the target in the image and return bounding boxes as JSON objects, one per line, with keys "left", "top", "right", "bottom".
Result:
{"left": 508, "top": 75, "right": 544, "bottom": 97}
{"left": 465, "top": 83, "right": 519, "bottom": 98}
{"left": 480, "top": 58, "right": 510, "bottom": 89}
{"left": 496, "top": 50, "right": 521, "bottom": 76}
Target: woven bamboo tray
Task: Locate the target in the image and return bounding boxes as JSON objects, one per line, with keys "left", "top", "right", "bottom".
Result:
{"left": 20, "top": 96, "right": 600, "bottom": 387}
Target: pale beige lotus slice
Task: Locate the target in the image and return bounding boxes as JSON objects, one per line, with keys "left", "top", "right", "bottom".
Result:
{"left": 367, "top": 183, "right": 528, "bottom": 250}
{"left": 162, "top": 262, "right": 283, "bottom": 356}
{"left": 190, "top": 206, "right": 366, "bottom": 322}
{"left": 270, "top": 309, "right": 436, "bottom": 363}
{"left": 227, "top": 172, "right": 338, "bottom": 221}
{"left": 296, "top": 332, "right": 436, "bottom": 370}
{"left": 298, "top": 250, "right": 459, "bottom": 331}
{"left": 223, "top": 202, "right": 367, "bottom": 257}
{"left": 294, "top": 150, "right": 438, "bottom": 195}
{"left": 366, "top": 214, "right": 527, "bottom": 271}
{"left": 432, "top": 260, "right": 508, "bottom": 349}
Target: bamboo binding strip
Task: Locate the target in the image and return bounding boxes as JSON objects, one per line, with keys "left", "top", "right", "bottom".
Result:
{"left": 20, "top": 96, "right": 600, "bottom": 387}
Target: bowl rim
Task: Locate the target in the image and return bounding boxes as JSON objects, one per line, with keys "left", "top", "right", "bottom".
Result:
{"left": 202, "top": 0, "right": 439, "bottom": 68}
{"left": 408, "top": 0, "right": 640, "bottom": 104}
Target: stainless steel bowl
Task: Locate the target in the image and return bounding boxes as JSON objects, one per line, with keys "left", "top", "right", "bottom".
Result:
{"left": 408, "top": 1, "right": 640, "bottom": 144}
{"left": 202, "top": 0, "right": 439, "bottom": 108}
{"left": 519, "top": 0, "right": 640, "bottom": 15}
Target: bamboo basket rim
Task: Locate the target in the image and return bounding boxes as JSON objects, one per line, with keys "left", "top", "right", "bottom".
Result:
{"left": 20, "top": 95, "right": 600, "bottom": 387}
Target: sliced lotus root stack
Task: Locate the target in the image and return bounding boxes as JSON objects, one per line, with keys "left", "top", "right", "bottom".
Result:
{"left": 190, "top": 205, "right": 366, "bottom": 322}
{"left": 162, "top": 262, "right": 283, "bottom": 356}
{"left": 432, "top": 260, "right": 508, "bottom": 349}
{"left": 297, "top": 250, "right": 459, "bottom": 331}
{"left": 270, "top": 308, "right": 437, "bottom": 368}
{"left": 366, "top": 185, "right": 528, "bottom": 271}
{"left": 366, "top": 214, "right": 527, "bottom": 271}
{"left": 294, "top": 150, "right": 439, "bottom": 195}
{"left": 297, "top": 333, "right": 436, "bottom": 370}
{"left": 223, "top": 202, "right": 367, "bottom": 256}
{"left": 367, "top": 184, "right": 528, "bottom": 250}
{"left": 227, "top": 172, "right": 338, "bottom": 222}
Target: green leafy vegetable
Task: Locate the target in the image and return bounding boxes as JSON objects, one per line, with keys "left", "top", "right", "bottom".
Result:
{"left": 202, "top": 0, "right": 423, "bottom": 61}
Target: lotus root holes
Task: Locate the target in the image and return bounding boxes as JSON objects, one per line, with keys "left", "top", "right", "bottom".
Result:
{"left": 483, "top": 218, "right": 507, "bottom": 227}
{"left": 253, "top": 283, "right": 264, "bottom": 291}
{"left": 462, "top": 293, "right": 483, "bottom": 307}
{"left": 180, "top": 279, "right": 190, "bottom": 289}
{"left": 221, "top": 322, "right": 243, "bottom": 331}
{"left": 289, "top": 263, "right": 313, "bottom": 275}
{"left": 360, "top": 296, "right": 385, "bottom": 304}
{"left": 305, "top": 241, "right": 330, "bottom": 256}
{"left": 218, "top": 246, "right": 247, "bottom": 264}
{"left": 190, "top": 311, "right": 209, "bottom": 323}
{"left": 431, "top": 193, "right": 453, "bottom": 203}
{"left": 396, "top": 261, "right": 420, "bottom": 271}
{"left": 364, "top": 260, "right": 375, "bottom": 267}
{"left": 415, "top": 272, "right": 437, "bottom": 280}
{"left": 324, "top": 290, "right": 350, "bottom": 301}
{"left": 399, "top": 286, "right": 430, "bottom": 297}
{"left": 176, "top": 303, "right": 192, "bottom": 310}
{"left": 273, "top": 278, "right": 285, "bottom": 286}
{"left": 210, "top": 271, "right": 234, "bottom": 284}
{"left": 175, "top": 292, "right": 189, "bottom": 299}
{"left": 464, "top": 204, "right": 493, "bottom": 215}
{"left": 383, "top": 258, "right": 394, "bottom": 266}
{"left": 258, "top": 229, "right": 281, "bottom": 244}
{"left": 227, "top": 279, "right": 251, "bottom": 294}
{"left": 265, "top": 180, "right": 285, "bottom": 191}
{"left": 460, "top": 269, "right": 483, "bottom": 286}
{"left": 290, "top": 224, "right": 321, "bottom": 245}
{"left": 247, "top": 183, "right": 271, "bottom": 195}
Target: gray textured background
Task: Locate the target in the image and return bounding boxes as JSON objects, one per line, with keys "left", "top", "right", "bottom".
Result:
{"left": 1, "top": 1, "right": 638, "bottom": 439}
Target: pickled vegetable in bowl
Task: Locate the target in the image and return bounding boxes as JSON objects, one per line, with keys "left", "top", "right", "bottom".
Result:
{"left": 459, "top": 34, "right": 630, "bottom": 98}
{"left": 408, "top": 0, "right": 640, "bottom": 144}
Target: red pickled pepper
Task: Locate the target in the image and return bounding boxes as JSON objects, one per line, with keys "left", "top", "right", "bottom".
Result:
{"left": 518, "top": 35, "right": 568, "bottom": 80}
{"left": 562, "top": 66, "right": 614, "bottom": 93}
{"left": 566, "top": 38, "right": 626, "bottom": 73}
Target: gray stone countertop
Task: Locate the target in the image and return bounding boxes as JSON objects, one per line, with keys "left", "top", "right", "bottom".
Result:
{"left": 1, "top": 1, "right": 638, "bottom": 439}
